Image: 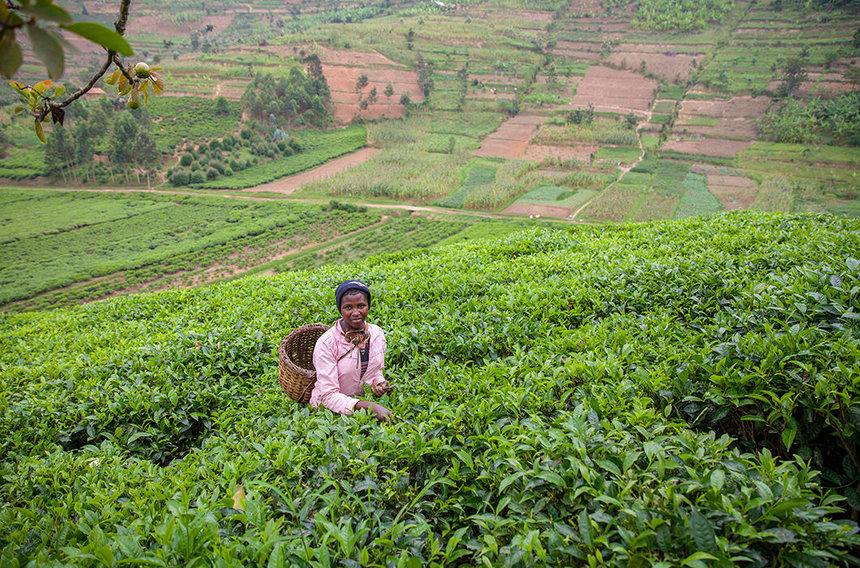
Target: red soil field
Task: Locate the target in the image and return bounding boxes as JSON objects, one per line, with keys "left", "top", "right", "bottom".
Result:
{"left": 552, "top": 41, "right": 602, "bottom": 62}
{"left": 701, "top": 168, "right": 759, "bottom": 210}
{"left": 767, "top": 75, "right": 857, "bottom": 98}
{"left": 662, "top": 138, "right": 755, "bottom": 158}
{"left": 571, "top": 66, "right": 658, "bottom": 115}
{"left": 524, "top": 144, "right": 599, "bottom": 162}
{"left": 324, "top": 64, "right": 424, "bottom": 121}
{"left": 667, "top": 96, "right": 769, "bottom": 157}
{"left": 679, "top": 96, "right": 770, "bottom": 122}
{"left": 605, "top": 49, "right": 698, "bottom": 82}
{"left": 502, "top": 202, "right": 574, "bottom": 218}
{"left": 231, "top": 45, "right": 425, "bottom": 122}
{"left": 125, "top": 14, "right": 236, "bottom": 38}
{"left": 474, "top": 114, "right": 544, "bottom": 159}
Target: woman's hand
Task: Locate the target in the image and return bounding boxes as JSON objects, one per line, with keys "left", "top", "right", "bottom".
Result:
{"left": 371, "top": 381, "right": 394, "bottom": 396}
{"left": 354, "top": 400, "right": 394, "bottom": 424}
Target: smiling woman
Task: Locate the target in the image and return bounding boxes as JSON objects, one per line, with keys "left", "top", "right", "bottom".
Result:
{"left": 310, "top": 279, "right": 395, "bottom": 423}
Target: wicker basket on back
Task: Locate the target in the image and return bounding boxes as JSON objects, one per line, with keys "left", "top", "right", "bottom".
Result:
{"left": 278, "top": 323, "right": 330, "bottom": 403}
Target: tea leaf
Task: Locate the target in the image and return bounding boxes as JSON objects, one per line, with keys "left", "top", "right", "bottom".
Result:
{"left": 690, "top": 509, "right": 718, "bottom": 556}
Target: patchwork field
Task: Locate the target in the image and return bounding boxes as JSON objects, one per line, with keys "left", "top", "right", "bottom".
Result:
{"left": 0, "top": 0, "right": 858, "bottom": 267}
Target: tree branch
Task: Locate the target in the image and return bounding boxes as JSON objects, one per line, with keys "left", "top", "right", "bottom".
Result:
{"left": 51, "top": 0, "right": 134, "bottom": 109}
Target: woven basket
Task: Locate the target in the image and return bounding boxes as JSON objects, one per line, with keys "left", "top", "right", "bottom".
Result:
{"left": 278, "top": 323, "right": 330, "bottom": 403}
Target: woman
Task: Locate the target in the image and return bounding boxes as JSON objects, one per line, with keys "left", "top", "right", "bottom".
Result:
{"left": 310, "top": 280, "right": 395, "bottom": 424}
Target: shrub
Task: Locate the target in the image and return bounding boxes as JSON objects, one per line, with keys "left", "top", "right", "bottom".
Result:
{"left": 169, "top": 171, "right": 190, "bottom": 186}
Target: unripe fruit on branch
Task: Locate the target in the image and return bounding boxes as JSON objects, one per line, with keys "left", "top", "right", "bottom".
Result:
{"left": 134, "top": 62, "right": 151, "bottom": 79}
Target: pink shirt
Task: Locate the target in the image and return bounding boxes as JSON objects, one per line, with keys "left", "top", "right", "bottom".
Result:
{"left": 310, "top": 320, "right": 387, "bottom": 415}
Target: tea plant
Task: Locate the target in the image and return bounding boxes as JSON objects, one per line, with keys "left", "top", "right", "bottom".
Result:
{"left": 0, "top": 191, "right": 380, "bottom": 307}
{"left": 0, "top": 211, "right": 858, "bottom": 566}
{"left": 0, "top": 147, "right": 46, "bottom": 179}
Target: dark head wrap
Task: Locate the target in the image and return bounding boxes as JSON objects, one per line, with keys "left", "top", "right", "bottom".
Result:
{"left": 335, "top": 280, "right": 371, "bottom": 313}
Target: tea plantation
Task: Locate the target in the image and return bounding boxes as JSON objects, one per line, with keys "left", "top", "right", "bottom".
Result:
{"left": 0, "top": 211, "right": 858, "bottom": 566}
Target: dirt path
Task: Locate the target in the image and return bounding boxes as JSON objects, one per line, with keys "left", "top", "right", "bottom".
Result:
{"left": 243, "top": 147, "right": 381, "bottom": 195}
{"left": 14, "top": 184, "right": 516, "bottom": 219}
{"left": 571, "top": 106, "right": 653, "bottom": 221}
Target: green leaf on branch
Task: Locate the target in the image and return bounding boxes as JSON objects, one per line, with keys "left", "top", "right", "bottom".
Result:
{"left": 27, "top": 25, "right": 64, "bottom": 79}
{"left": 34, "top": 120, "right": 46, "bottom": 144}
{"left": 17, "top": 2, "right": 73, "bottom": 24}
{"left": 690, "top": 508, "right": 718, "bottom": 556}
{"left": 0, "top": 30, "right": 23, "bottom": 78}
{"left": 62, "top": 22, "right": 134, "bottom": 56}
{"left": 578, "top": 509, "right": 593, "bottom": 546}
{"left": 781, "top": 420, "right": 798, "bottom": 452}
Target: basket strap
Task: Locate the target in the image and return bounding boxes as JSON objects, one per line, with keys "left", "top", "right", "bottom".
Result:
{"left": 337, "top": 329, "right": 368, "bottom": 363}
{"left": 337, "top": 343, "right": 359, "bottom": 362}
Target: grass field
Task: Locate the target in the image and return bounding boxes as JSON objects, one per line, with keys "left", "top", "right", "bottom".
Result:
{"left": 0, "top": 0, "right": 856, "bottom": 221}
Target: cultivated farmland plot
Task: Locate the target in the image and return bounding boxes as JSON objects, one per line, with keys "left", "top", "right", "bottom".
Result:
{"left": 1, "top": 0, "right": 857, "bottom": 224}
{"left": 1, "top": 211, "right": 859, "bottom": 566}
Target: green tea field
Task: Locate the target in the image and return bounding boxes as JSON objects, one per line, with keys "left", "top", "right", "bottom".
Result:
{"left": 0, "top": 188, "right": 559, "bottom": 312}
{"left": 1, "top": 211, "right": 858, "bottom": 566}
{"left": 1, "top": 1, "right": 859, "bottom": 565}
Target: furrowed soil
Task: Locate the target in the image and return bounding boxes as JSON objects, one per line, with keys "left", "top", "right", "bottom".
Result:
{"left": 605, "top": 47, "right": 700, "bottom": 82}
{"left": 295, "top": 46, "right": 425, "bottom": 121}
{"left": 474, "top": 114, "right": 545, "bottom": 159}
{"left": 665, "top": 95, "right": 769, "bottom": 158}
{"left": 571, "top": 66, "right": 658, "bottom": 115}
{"left": 501, "top": 202, "right": 574, "bottom": 218}
{"left": 697, "top": 165, "right": 760, "bottom": 210}
{"left": 524, "top": 144, "right": 599, "bottom": 162}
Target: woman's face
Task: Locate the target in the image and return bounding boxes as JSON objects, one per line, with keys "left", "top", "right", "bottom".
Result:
{"left": 340, "top": 290, "right": 369, "bottom": 331}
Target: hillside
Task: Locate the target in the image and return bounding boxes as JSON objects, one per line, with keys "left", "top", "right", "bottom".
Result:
{"left": 1, "top": 210, "right": 858, "bottom": 565}
{"left": 1, "top": 0, "right": 858, "bottom": 221}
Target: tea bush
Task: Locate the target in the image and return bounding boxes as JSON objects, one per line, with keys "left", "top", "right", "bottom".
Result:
{"left": 0, "top": 191, "right": 380, "bottom": 307}
{"left": 0, "top": 211, "right": 858, "bottom": 566}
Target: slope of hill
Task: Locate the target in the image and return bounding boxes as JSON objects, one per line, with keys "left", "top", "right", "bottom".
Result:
{"left": 1, "top": 210, "right": 858, "bottom": 565}
{"left": 2, "top": 0, "right": 857, "bottom": 224}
